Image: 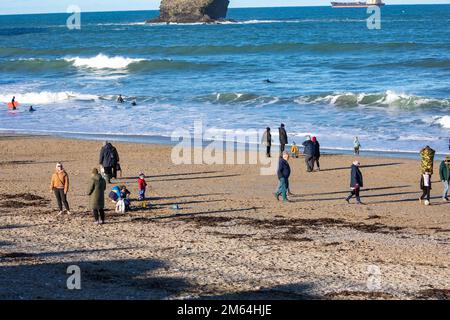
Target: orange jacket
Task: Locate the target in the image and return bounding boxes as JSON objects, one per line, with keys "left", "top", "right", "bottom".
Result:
{"left": 50, "top": 170, "right": 69, "bottom": 194}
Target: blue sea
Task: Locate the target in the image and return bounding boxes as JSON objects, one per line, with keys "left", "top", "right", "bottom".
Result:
{"left": 0, "top": 5, "right": 449, "bottom": 155}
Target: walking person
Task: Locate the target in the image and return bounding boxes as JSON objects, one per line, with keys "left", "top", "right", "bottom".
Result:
{"left": 312, "top": 136, "right": 321, "bottom": 171}
{"left": 99, "top": 141, "right": 119, "bottom": 183}
{"left": 275, "top": 151, "right": 291, "bottom": 202}
{"left": 354, "top": 137, "right": 361, "bottom": 155}
{"left": 87, "top": 168, "right": 106, "bottom": 224}
{"left": 50, "top": 162, "right": 71, "bottom": 215}
{"left": 278, "top": 123, "right": 288, "bottom": 154}
{"left": 439, "top": 156, "right": 450, "bottom": 202}
{"left": 302, "top": 135, "right": 315, "bottom": 172}
{"left": 345, "top": 161, "right": 364, "bottom": 204}
{"left": 262, "top": 127, "right": 272, "bottom": 158}
{"left": 420, "top": 171, "right": 432, "bottom": 205}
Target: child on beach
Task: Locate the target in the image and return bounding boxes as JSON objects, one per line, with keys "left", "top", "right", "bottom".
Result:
{"left": 290, "top": 142, "right": 299, "bottom": 158}
{"left": 138, "top": 173, "right": 147, "bottom": 201}
{"left": 420, "top": 172, "right": 432, "bottom": 205}
{"left": 108, "top": 185, "right": 131, "bottom": 213}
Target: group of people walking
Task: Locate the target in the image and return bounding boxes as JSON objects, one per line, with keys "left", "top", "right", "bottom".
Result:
{"left": 273, "top": 140, "right": 449, "bottom": 205}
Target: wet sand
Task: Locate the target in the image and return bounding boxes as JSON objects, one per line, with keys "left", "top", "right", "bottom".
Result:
{"left": 0, "top": 136, "right": 448, "bottom": 300}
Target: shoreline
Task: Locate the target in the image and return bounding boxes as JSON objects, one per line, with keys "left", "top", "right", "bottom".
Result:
{"left": 0, "top": 130, "right": 446, "bottom": 161}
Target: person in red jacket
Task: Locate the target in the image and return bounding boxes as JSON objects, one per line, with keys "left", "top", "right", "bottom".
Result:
{"left": 138, "top": 173, "right": 147, "bottom": 201}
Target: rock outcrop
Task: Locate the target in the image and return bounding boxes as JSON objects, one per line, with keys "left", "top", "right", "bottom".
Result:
{"left": 147, "top": 0, "right": 230, "bottom": 23}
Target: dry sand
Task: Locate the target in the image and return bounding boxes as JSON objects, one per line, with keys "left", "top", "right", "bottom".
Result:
{"left": 0, "top": 135, "right": 448, "bottom": 300}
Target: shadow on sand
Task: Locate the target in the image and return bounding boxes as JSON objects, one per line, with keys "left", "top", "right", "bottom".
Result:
{"left": 319, "top": 162, "right": 403, "bottom": 172}
{"left": 0, "top": 255, "right": 191, "bottom": 299}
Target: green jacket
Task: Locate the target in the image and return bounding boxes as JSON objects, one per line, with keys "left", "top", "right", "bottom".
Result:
{"left": 87, "top": 173, "right": 106, "bottom": 209}
{"left": 439, "top": 161, "right": 450, "bottom": 181}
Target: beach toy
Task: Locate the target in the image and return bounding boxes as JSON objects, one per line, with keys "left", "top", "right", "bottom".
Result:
{"left": 424, "top": 200, "right": 430, "bottom": 206}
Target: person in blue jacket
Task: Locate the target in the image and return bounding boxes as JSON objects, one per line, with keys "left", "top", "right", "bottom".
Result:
{"left": 275, "top": 151, "right": 291, "bottom": 202}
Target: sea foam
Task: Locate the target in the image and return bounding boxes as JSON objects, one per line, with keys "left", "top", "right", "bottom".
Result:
{"left": 65, "top": 54, "right": 144, "bottom": 69}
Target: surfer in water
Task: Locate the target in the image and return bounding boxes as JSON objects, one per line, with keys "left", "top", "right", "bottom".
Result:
{"left": 117, "top": 95, "right": 124, "bottom": 103}
{"left": 29, "top": 106, "right": 35, "bottom": 112}
{"left": 131, "top": 99, "right": 137, "bottom": 106}
{"left": 11, "top": 96, "right": 16, "bottom": 110}
{"left": 264, "top": 79, "right": 274, "bottom": 84}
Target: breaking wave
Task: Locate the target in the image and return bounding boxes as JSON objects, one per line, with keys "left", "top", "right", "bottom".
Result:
{"left": 0, "top": 55, "right": 216, "bottom": 73}
{"left": 197, "top": 91, "right": 450, "bottom": 109}
{"left": 0, "top": 91, "right": 98, "bottom": 104}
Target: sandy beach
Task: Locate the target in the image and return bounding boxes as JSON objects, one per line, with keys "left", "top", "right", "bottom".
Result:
{"left": 0, "top": 135, "right": 448, "bottom": 300}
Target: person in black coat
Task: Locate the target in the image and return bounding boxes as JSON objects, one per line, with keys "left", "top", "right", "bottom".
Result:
{"left": 312, "top": 136, "right": 321, "bottom": 171}
{"left": 262, "top": 127, "right": 272, "bottom": 158}
{"left": 275, "top": 151, "right": 291, "bottom": 202}
{"left": 345, "top": 161, "right": 364, "bottom": 204}
{"left": 278, "top": 123, "right": 288, "bottom": 154}
{"left": 99, "top": 141, "right": 119, "bottom": 183}
{"left": 302, "top": 135, "right": 315, "bottom": 172}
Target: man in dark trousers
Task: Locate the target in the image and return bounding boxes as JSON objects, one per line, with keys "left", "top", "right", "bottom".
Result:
{"left": 278, "top": 123, "right": 288, "bottom": 154}
{"left": 99, "top": 141, "right": 119, "bottom": 183}
{"left": 302, "top": 135, "right": 315, "bottom": 172}
{"left": 262, "top": 127, "right": 272, "bottom": 157}
{"left": 345, "top": 161, "right": 364, "bottom": 204}
{"left": 275, "top": 151, "right": 291, "bottom": 202}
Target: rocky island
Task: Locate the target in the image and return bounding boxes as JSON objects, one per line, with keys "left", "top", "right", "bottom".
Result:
{"left": 147, "top": 0, "right": 230, "bottom": 23}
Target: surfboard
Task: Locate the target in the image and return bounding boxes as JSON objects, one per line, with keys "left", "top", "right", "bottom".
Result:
{"left": 7, "top": 101, "right": 20, "bottom": 109}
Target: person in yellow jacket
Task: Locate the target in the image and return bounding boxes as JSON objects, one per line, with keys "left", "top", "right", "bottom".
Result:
{"left": 291, "top": 142, "right": 299, "bottom": 158}
{"left": 50, "top": 162, "right": 71, "bottom": 215}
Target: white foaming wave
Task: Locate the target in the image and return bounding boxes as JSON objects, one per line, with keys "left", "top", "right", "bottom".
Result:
{"left": 65, "top": 54, "right": 144, "bottom": 70}
{"left": 0, "top": 91, "right": 98, "bottom": 104}
{"left": 424, "top": 116, "right": 450, "bottom": 129}
{"left": 294, "top": 90, "right": 450, "bottom": 108}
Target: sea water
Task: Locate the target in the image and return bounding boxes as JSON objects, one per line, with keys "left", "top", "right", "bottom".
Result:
{"left": 0, "top": 5, "right": 449, "bottom": 156}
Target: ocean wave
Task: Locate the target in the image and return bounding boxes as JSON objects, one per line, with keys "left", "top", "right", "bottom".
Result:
{"left": 0, "top": 55, "right": 214, "bottom": 73}
{"left": 428, "top": 115, "right": 450, "bottom": 129}
{"left": 64, "top": 54, "right": 144, "bottom": 69}
{"left": 196, "top": 91, "right": 450, "bottom": 109}
{"left": 195, "top": 92, "right": 281, "bottom": 105}
{"left": 0, "top": 91, "right": 98, "bottom": 104}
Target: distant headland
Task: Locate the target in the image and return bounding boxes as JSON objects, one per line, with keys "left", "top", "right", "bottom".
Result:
{"left": 146, "top": 0, "right": 230, "bottom": 23}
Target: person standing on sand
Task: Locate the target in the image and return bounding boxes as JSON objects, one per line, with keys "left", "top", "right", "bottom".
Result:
{"left": 99, "top": 141, "right": 119, "bottom": 183}
{"left": 345, "top": 161, "right": 363, "bottom": 204}
{"left": 439, "top": 156, "right": 450, "bottom": 201}
{"left": 302, "top": 135, "right": 315, "bottom": 172}
{"left": 312, "top": 136, "right": 321, "bottom": 171}
{"left": 50, "top": 162, "right": 71, "bottom": 215}
{"left": 87, "top": 168, "right": 106, "bottom": 225}
{"left": 262, "top": 127, "right": 272, "bottom": 158}
{"left": 278, "top": 123, "right": 288, "bottom": 154}
{"left": 275, "top": 151, "right": 291, "bottom": 202}
{"left": 354, "top": 137, "right": 361, "bottom": 155}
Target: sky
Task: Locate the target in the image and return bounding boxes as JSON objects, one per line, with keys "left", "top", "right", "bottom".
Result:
{"left": 1, "top": 0, "right": 450, "bottom": 15}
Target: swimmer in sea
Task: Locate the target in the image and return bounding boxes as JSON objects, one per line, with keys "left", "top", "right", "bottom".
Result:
{"left": 117, "top": 94, "right": 124, "bottom": 103}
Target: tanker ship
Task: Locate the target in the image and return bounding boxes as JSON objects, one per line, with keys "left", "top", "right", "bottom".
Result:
{"left": 331, "top": 0, "right": 385, "bottom": 8}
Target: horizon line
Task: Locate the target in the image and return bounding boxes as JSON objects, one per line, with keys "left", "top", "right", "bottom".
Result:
{"left": 1, "top": 3, "right": 449, "bottom": 16}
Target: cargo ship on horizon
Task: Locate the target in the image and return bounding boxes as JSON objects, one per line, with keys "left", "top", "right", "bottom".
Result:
{"left": 331, "top": 0, "right": 385, "bottom": 8}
